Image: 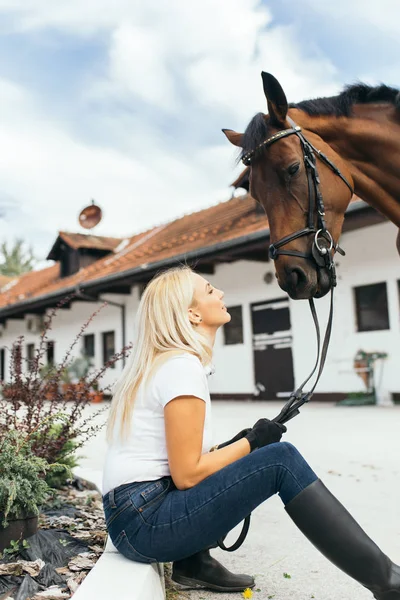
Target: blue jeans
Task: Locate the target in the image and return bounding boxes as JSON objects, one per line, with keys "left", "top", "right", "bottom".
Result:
{"left": 102, "top": 442, "right": 317, "bottom": 564}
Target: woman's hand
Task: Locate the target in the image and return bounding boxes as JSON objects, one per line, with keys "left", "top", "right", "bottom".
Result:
{"left": 217, "top": 428, "right": 252, "bottom": 449}
{"left": 245, "top": 418, "right": 287, "bottom": 451}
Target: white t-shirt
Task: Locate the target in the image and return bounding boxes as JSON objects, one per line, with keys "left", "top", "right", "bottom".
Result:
{"left": 102, "top": 353, "right": 214, "bottom": 495}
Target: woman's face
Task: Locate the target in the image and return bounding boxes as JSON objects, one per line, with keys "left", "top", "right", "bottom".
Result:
{"left": 189, "top": 273, "right": 231, "bottom": 329}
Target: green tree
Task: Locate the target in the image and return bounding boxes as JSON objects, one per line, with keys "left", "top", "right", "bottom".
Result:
{"left": 0, "top": 238, "right": 36, "bottom": 276}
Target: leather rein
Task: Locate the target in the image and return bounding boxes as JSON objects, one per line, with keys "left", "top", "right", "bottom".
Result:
{"left": 217, "top": 117, "right": 354, "bottom": 552}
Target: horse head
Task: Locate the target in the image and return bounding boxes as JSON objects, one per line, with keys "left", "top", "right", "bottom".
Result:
{"left": 223, "top": 72, "right": 354, "bottom": 300}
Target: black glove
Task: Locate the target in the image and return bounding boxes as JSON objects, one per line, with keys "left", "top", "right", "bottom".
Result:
{"left": 245, "top": 418, "right": 287, "bottom": 452}
{"left": 217, "top": 428, "right": 252, "bottom": 449}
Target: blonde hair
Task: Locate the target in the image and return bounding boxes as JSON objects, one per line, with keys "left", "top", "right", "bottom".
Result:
{"left": 106, "top": 266, "right": 212, "bottom": 443}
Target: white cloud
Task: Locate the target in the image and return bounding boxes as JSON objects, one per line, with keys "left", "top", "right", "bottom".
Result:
{"left": 0, "top": 0, "right": 268, "bottom": 39}
{"left": 107, "top": 24, "right": 178, "bottom": 112}
{"left": 188, "top": 23, "right": 340, "bottom": 125}
{"left": 300, "top": 0, "right": 400, "bottom": 38}
{"left": 0, "top": 75, "right": 239, "bottom": 261}
{"left": 0, "top": 0, "right": 345, "bottom": 264}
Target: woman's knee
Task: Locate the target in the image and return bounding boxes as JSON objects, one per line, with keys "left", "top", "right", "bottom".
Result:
{"left": 269, "top": 442, "right": 318, "bottom": 503}
{"left": 257, "top": 441, "right": 313, "bottom": 476}
{"left": 276, "top": 441, "right": 302, "bottom": 462}
{"left": 269, "top": 441, "right": 313, "bottom": 472}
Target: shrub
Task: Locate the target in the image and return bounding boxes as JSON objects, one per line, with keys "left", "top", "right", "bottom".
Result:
{"left": 0, "top": 416, "right": 71, "bottom": 528}
{"left": 35, "top": 421, "right": 85, "bottom": 489}
{"left": 0, "top": 295, "right": 132, "bottom": 470}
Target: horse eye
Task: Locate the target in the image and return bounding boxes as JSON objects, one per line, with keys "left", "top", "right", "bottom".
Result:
{"left": 287, "top": 163, "right": 300, "bottom": 176}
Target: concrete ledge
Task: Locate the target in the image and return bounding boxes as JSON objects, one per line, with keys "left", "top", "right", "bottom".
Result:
{"left": 72, "top": 467, "right": 165, "bottom": 600}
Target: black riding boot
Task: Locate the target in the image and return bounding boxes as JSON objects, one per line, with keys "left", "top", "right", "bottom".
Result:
{"left": 285, "top": 479, "right": 400, "bottom": 599}
{"left": 171, "top": 549, "right": 255, "bottom": 592}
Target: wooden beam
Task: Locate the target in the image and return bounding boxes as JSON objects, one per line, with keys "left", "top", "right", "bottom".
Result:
{"left": 71, "top": 295, "right": 99, "bottom": 305}
{"left": 343, "top": 205, "right": 386, "bottom": 232}
{"left": 212, "top": 254, "right": 237, "bottom": 263}
{"left": 240, "top": 249, "right": 270, "bottom": 262}
{"left": 194, "top": 263, "right": 215, "bottom": 275}
{"left": 25, "top": 307, "right": 48, "bottom": 315}
{"left": 105, "top": 285, "right": 132, "bottom": 295}
{"left": 57, "top": 303, "right": 72, "bottom": 310}
{"left": 212, "top": 246, "right": 270, "bottom": 263}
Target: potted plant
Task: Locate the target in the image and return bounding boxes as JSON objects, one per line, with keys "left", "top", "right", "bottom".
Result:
{"left": 0, "top": 381, "right": 19, "bottom": 400}
{"left": 0, "top": 414, "right": 71, "bottom": 552}
{"left": 90, "top": 379, "right": 104, "bottom": 404}
{"left": 63, "top": 354, "right": 92, "bottom": 401}
{"left": 39, "top": 364, "right": 59, "bottom": 400}
{"left": 60, "top": 365, "right": 74, "bottom": 400}
{"left": 338, "top": 350, "right": 388, "bottom": 406}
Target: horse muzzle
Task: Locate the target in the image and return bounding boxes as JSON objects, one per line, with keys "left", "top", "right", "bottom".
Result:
{"left": 277, "top": 260, "right": 333, "bottom": 300}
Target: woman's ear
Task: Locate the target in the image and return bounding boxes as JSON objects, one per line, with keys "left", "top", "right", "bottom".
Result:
{"left": 188, "top": 308, "right": 202, "bottom": 325}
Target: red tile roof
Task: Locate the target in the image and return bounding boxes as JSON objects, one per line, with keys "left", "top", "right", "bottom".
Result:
{"left": 0, "top": 275, "right": 16, "bottom": 289}
{"left": 46, "top": 231, "right": 123, "bottom": 261}
{"left": 58, "top": 231, "right": 123, "bottom": 252}
{"left": 0, "top": 194, "right": 267, "bottom": 309}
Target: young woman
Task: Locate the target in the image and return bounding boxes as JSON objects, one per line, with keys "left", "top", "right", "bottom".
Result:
{"left": 102, "top": 266, "right": 400, "bottom": 597}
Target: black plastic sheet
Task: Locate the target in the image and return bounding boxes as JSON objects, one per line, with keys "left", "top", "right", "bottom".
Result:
{"left": 0, "top": 529, "right": 89, "bottom": 600}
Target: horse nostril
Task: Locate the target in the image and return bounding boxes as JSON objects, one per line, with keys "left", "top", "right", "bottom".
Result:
{"left": 288, "top": 266, "right": 307, "bottom": 288}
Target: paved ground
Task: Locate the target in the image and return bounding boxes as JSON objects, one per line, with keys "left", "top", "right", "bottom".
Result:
{"left": 78, "top": 400, "right": 400, "bottom": 600}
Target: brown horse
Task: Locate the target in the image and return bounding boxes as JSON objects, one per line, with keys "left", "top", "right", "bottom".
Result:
{"left": 223, "top": 72, "right": 400, "bottom": 300}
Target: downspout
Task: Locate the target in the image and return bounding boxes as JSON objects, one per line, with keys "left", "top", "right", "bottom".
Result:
{"left": 74, "top": 286, "right": 127, "bottom": 368}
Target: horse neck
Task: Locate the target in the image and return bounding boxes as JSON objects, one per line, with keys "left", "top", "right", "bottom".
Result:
{"left": 290, "top": 106, "right": 400, "bottom": 227}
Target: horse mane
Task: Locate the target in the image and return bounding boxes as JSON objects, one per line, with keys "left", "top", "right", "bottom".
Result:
{"left": 240, "top": 83, "right": 400, "bottom": 161}
{"left": 240, "top": 113, "right": 270, "bottom": 162}
{"left": 289, "top": 82, "right": 400, "bottom": 117}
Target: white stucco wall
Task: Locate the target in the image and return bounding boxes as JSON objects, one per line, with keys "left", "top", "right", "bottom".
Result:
{"left": 0, "top": 290, "right": 141, "bottom": 391}
{"left": 0, "top": 220, "right": 398, "bottom": 403}
{"left": 207, "top": 221, "right": 399, "bottom": 403}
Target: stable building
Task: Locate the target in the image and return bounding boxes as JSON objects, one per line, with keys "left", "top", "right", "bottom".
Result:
{"left": 0, "top": 191, "right": 398, "bottom": 405}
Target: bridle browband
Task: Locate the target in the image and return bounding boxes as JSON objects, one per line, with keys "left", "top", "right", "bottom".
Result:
{"left": 217, "top": 118, "right": 354, "bottom": 553}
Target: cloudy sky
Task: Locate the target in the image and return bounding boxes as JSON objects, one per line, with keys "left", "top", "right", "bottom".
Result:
{"left": 0, "top": 0, "right": 398, "bottom": 266}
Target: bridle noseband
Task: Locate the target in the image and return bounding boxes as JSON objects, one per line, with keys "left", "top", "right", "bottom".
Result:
{"left": 242, "top": 116, "right": 354, "bottom": 286}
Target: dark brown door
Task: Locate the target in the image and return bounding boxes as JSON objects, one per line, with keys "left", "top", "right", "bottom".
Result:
{"left": 251, "top": 298, "right": 294, "bottom": 400}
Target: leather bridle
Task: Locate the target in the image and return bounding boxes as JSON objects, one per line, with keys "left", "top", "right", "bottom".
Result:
{"left": 242, "top": 116, "right": 353, "bottom": 270}
{"left": 241, "top": 115, "right": 354, "bottom": 425}
{"left": 217, "top": 118, "right": 354, "bottom": 553}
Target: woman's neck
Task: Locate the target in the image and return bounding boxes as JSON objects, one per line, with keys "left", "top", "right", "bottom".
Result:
{"left": 198, "top": 325, "right": 217, "bottom": 348}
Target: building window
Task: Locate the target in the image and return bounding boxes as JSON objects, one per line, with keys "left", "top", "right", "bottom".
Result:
{"left": 83, "top": 334, "right": 95, "bottom": 359}
{"left": 354, "top": 282, "right": 389, "bottom": 332}
{"left": 0, "top": 348, "right": 5, "bottom": 381}
{"left": 26, "top": 343, "right": 35, "bottom": 372}
{"left": 46, "top": 341, "right": 55, "bottom": 365}
{"left": 223, "top": 306, "right": 244, "bottom": 345}
{"left": 102, "top": 331, "right": 115, "bottom": 367}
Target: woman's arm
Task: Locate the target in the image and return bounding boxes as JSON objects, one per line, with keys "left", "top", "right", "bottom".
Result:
{"left": 164, "top": 396, "right": 251, "bottom": 491}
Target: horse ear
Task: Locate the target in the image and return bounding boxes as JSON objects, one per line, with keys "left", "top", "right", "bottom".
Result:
{"left": 222, "top": 128, "right": 243, "bottom": 147}
{"left": 261, "top": 72, "right": 288, "bottom": 126}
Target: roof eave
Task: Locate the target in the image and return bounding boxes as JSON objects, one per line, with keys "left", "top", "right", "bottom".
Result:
{"left": 46, "top": 235, "right": 63, "bottom": 261}
{"left": 0, "top": 199, "right": 373, "bottom": 320}
{"left": 0, "top": 227, "right": 271, "bottom": 319}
